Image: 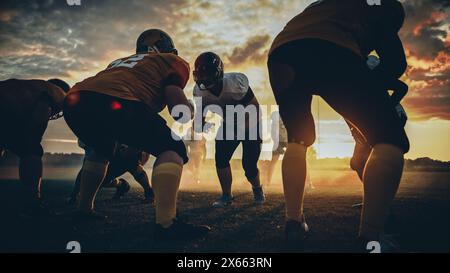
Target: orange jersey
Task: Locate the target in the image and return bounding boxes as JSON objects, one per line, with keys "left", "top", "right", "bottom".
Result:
{"left": 0, "top": 79, "right": 65, "bottom": 116}
{"left": 70, "top": 53, "right": 190, "bottom": 113}
{"left": 270, "top": 0, "right": 399, "bottom": 57}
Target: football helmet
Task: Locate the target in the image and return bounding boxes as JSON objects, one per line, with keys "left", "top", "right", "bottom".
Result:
{"left": 193, "top": 52, "right": 224, "bottom": 90}
{"left": 136, "top": 29, "right": 178, "bottom": 55}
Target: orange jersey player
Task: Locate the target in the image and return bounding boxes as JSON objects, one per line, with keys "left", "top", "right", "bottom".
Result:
{"left": 63, "top": 29, "right": 210, "bottom": 241}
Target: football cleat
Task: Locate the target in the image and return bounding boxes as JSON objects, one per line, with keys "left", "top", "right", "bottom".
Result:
{"left": 66, "top": 195, "right": 78, "bottom": 206}
{"left": 154, "top": 219, "right": 211, "bottom": 241}
{"left": 212, "top": 194, "right": 234, "bottom": 208}
{"left": 285, "top": 217, "right": 309, "bottom": 242}
{"left": 252, "top": 186, "right": 266, "bottom": 205}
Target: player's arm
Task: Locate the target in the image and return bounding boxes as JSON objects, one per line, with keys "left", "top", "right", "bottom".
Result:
{"left": 374, "top": 33, "right": 407, "bottom": 79}
{"left": 164, "top": 56, "right": 194, "bottom": 123}
{"left": 164, "top": 85, "right": 194, "bottom": 123}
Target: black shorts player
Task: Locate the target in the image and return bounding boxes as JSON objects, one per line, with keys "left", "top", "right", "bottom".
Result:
{"left": 63, "top": 29, "right": 210, "bottom": 240}
{"left": 268, "top": 0, "right": 409, "bottom": 249}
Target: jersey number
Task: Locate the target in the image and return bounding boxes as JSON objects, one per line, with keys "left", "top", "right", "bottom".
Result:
{"left": 108, "top": 54, "right": 146, "bottom": 69}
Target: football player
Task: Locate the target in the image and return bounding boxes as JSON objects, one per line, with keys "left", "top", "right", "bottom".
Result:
{"left": 193, "top": 52, "right": 265, "bottom": 208}
{"left": 267, "top": 0, "right": 409, "bottom": 250}
{"left": 0, "top": 78, "right": 70, "bottom": 217}
{"left": 63, "top": 29, "right": 210, "bottom": 240}
{"left": 67, "top": 140, "right": 154, "bottom": 204}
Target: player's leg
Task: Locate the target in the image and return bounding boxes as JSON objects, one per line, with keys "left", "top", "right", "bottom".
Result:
{"left": 213, "top": 139, "right": 240, "bottom": 207}
{"left": 115, "top": 102, "right": 210, "bottom": 240}
{"left": 64, "top": 91, "right": 118, "bottom": 218}
{"left": 347, "top": 121, "right": 371, "bottom": 180}
{"left": 77, "top": 152, "right": 109, "bottom": 215}
{"left": 242, "top": 139, "right": 265, "bottom": 204}
{"left": 268, "top": 46, "right": 314, "bottom": 241}
{"left": 266, "top": 151, "right": 281, "bottom": 187}
{"left": 100, "top": 163, "right": 130, "bottom": 200}
{"left": 67, "top": 168, "right": 82, "bottom": 204}
{"left": 15, "top": 98, "right": 52, "bottom": 216}
{"left": 320, "top": 79, "right": 408, "bottom": 243}
{"left": 129, "top": 164, "right": 154, "bottom": 203}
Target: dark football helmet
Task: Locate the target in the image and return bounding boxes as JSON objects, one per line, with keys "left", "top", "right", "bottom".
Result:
{"left": 193, "top": 52, "right": 224, "bottom": 90}
{"left": 136, "top": 29, "right": 178, "bottom": 55}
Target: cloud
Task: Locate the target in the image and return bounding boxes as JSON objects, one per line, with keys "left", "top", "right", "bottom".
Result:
{"left": 0, "top": 0, "right": 189, "bottom": 81}
{"left": 0, "top": 0, "right": 448, "bottom": 122}
{"left": 399, "top": 0, "right": 450, "bottom": 120}
{"left": 226, "top": 34, "right": 271, "bottom": 67}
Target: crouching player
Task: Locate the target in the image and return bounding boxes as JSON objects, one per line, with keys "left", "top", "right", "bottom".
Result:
{"left": 193, "top": 52, "right": 265, "bottom": 208}
{"left": 268, "top": 0, "right": 409, "bottom": 251}
{"left": 68, "top": 141, "right": 154, "bottom": 204}
{"left": 0, "top": 78, "right": 70, "bottom": 217}
{"left": 63, "top": 29, "right": 210, "bottom": 240}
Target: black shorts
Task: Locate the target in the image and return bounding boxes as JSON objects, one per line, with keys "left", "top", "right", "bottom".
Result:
{"left": 63, "top": 91, "right": 188, "bottom": 163}
{"left": 0, "top": 101, "right": 47, "bottom": 157}
{"left": 268, "top": 39, "right": 409, "bottom": 152}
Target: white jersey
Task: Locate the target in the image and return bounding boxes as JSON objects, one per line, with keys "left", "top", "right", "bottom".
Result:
{"left": 193, "top": 72, "right": 250, "bottom": 112}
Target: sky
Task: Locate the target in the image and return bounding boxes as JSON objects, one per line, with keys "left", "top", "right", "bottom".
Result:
{"left": 0, "top": 0, "right": 449, "bottom": 160}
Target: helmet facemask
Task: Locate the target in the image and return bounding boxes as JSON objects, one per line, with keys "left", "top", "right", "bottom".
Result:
{"left": 193, "top": 66, "right": 223, "bottom": 90}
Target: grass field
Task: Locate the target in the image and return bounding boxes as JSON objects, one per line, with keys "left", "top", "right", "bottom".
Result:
{"left": 0, "top": 167, "right": 449, "bottom": 253}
